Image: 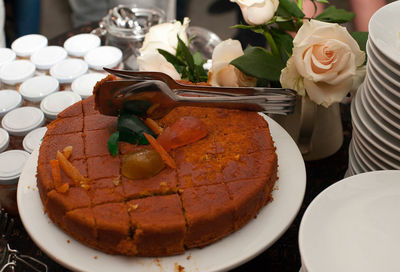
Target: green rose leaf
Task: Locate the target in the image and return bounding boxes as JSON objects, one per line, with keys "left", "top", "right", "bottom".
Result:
{"left": 278, "top": 0, "right": 305, "bottom": 18}
{"left": 230, "top": 46, "right": 285, "bottom": 81}
{"left": 159, "top": 35, "right": 208, "bottom": 83}
{"left": 107, "top": 131, "right": 119, "bottom": 156}
{"left": 351, "top": 31, "right": 368, "bottom": 52}
{"left": 118, "top": 113, "right": 155, "bottom": 145}
{"left": 316, "top": 6, "right": 355, "bottom": 23}
{"left": 158, "top": 49, "right": 185, "bottom": 67}
{"left": 270, "top": 28, "right": 294, "bottom": 63}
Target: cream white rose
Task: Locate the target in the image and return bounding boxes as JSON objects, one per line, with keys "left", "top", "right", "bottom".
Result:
{"left": 137, "top": 18, "right": 190, "bottom": 79}
{"left": 280, "top": 19, "right": 366, "bottom": 107}
{"left": 139, "top": 17, "right": 189, "bottom": 55}
{"left": 137, "top": 53, "right": 181, "bottom": 80}
{"left": 208, "top": 39, "right": 257, "bottom": 87}
{"left": 230, "top": 0, "right": 279, "bottom": 25}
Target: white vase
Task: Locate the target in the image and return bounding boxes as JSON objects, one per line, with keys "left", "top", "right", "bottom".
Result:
{"left": 272, "top": 96, "right": 343, "bottom": 161}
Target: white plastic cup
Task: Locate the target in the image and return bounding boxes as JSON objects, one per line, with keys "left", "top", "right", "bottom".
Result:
{"left": 22, "top": 126, "right": 47, "bottom": 153}
{"left": 84, "top": 46, "right": 122, "bottom": 71}
{"left": 71, "top": 72, "right": 107, "bottom": 99}
{"left": 40, "top": 91, "right": 82, "bottom": 120}
{"left": 50, "top": 58, "right": 88, "bottom": 85}
{"left": 64, "top": 33, "right": 101, "bottom": 57}
{"left": 1, "top": 106, "right": 45, "bottom": 136}
{"left": 19, "top": 75, "right": 59, "bottom": 104}
{"left": 0, "top": 60, "right": 36, "bottom": 86}
{"left": 30, "top": 46, "right": 68, "bottom": 70}
{"left": 0, "top": 90, "right": 22, "bottom": 118}
{"left": 11, "top": 34, "right": 48, "bottom": 58}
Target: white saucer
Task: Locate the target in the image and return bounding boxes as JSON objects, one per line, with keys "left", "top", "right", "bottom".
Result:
{"left": 299, "top": 170, "right": 400, "bottom": 272}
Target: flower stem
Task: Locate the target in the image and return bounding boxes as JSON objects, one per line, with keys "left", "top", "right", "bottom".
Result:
{"left": 264, "top": 31, "right": 279, "bottom": 57}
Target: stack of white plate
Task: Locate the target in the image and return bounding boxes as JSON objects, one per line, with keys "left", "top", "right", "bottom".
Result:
{"left": 347, "top": 1, "right": 400, "bottom": 176}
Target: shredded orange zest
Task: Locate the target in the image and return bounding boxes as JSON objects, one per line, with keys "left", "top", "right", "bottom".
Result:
{"left": 50, "top": 160, "right": 62, "bottom": 186}
{"left": 56, "top": 183, "right": 70, "bottom": 193}
{"left": 50, "top": 159, "right": 70, "bottom": 193}
{"left": 62, "top": 146, "right": 73, "bottom": 160}
{"left": 57, "top": 151, "right": 87, "bottom": 185}
{"left": 144, "top": 118, "right": 163, "bottom": 135}
{"left": 143, "top": 133, "right": 176, "bottom": 169}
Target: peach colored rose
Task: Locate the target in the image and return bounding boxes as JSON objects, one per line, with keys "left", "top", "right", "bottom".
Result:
{"left": 230, "top": 0, "right": 279, "bottom": 25}
{"left": 280, "top": 20, "right": 366, "bottom": 107}
{"left": 208, "top": 39, "right": 257, "bottom": 87}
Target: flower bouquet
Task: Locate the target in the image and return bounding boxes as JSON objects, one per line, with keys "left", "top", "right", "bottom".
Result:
{"left": 136, "top": 0, "right": 368, "bottom": 159}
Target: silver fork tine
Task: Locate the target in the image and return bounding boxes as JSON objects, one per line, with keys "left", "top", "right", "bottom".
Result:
{"left": 103, "top": 79, "right": 296, "bottom": 115}
{"left": 104, "top": 67, "right": 298, "bottom": 99}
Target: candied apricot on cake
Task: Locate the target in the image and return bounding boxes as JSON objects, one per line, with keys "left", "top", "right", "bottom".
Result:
{"left": 37, "top": 97, "right": 278, "bottom": 257}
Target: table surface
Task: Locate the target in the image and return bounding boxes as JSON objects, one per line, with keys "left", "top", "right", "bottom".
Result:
{"left": 7, "top": 25, "right": 352, "bottom": 272}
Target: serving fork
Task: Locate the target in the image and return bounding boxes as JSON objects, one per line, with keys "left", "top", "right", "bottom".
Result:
{"left": 96, "top": 68, "right": 297, "bottom": 118}
{"left": 0, "top": 209, "right": 47, "bottom": 272}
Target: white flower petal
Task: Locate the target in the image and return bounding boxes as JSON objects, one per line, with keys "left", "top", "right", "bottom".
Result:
{"left": 137, "top": 53, "right": 181, "bottom": 80}
{"left": 211, "top": 39, "right": 243, "bottom": 64}
{"left": 304, "top": 77, "right": 353, "bottom": 107}
{"left": 280, "top": 56, "right": 306, "bottom": 96}
{"left": 208, "top": 39, "right": 256, "bottom": 87}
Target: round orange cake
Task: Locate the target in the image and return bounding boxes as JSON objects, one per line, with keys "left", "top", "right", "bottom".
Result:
{"left": 36, "top": 95, "right": 278, "bottom": 256}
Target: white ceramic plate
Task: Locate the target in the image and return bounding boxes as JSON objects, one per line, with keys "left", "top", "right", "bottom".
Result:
{"left": 353, "top": 132, "right": 392, "bottom": 170}
{"left": 347, "top": 139, "right": 363, "bottom": 175}
{"left": 366, "top": 69, "right": 400, "bottom": 112}
{"left": 367, "top": 39, "right": 400, "bottom": 77}
{"left": 354, "top": 83, "right": 400, "bottom": 153}
{"left": 349, "top": 137, "right": 370, "bottom": 172}
{"left": 367, "top": 44, "right": 400, "bottom": 89}
{"left": 368, "top": 1, "right": 400, "bottom": 66}
{"left": 358, "top": 82, "right": 399, "bottom": 139}
{"left": 299, "top": 170, "right": 400, "bottom": 272}
{"left": 350, "top": 93, "right": 400, "bottom": 161}
{"left": 362, "top": 75, "right": 400, "bottom": 131}
{"left": 353, "top": 128, "right": 399, "bottom": 169}
{"left": 366, "top": 59, "right": 400, "bottom": 107}
{"left": 365, "top": 76, "right": 400, "bottom": 121}
{"left": 351, "top": 134, "right": 380, "bottom": 171}
{"left": 17, "top": 115, "right": 306, "bottom": 272}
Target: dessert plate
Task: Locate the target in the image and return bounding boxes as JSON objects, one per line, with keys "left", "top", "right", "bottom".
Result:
{"left": 299, "top": 170, "right": 400, "bottom": 272}
{"left": 17, "top": 115, "right": 306, "bottom": 272}
{"left": 368, "top": 1, "right": 400, "bottom": 66}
